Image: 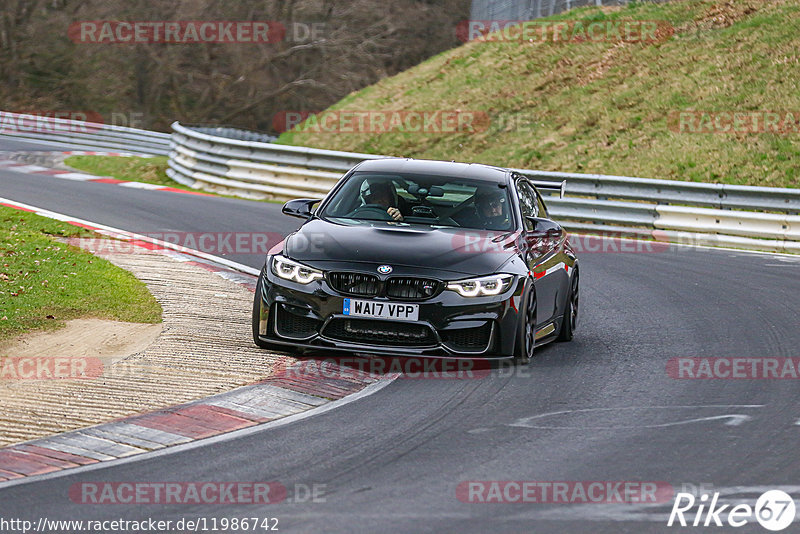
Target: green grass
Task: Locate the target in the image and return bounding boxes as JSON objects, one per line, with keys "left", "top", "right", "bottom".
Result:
{"left": 279, "top": 0, "right": 800, "bottom": 188}
{"left": 63, "top": 155, "right": 192, "bottom": 190}
{"left": 64, "top": 155, "right": 279, "bottom": 202}
{"left": 0, "top": 206, "right": 162, "bottom": 344}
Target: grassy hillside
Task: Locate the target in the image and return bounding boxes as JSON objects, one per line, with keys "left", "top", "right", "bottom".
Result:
{"left": 279, "top": 0, "right": 800, "bottom": 188}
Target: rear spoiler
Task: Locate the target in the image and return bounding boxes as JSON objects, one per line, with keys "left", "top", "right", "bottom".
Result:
{"left": 530, "top": 180, "right": 566, "bottom": 199}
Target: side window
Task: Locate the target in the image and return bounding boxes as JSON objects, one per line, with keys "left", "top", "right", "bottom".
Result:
{"left": 534, "top": 189, "right": 548, "bottom": 219}
{"left": 516, "top": 180, "right": 538, "bottom": 230}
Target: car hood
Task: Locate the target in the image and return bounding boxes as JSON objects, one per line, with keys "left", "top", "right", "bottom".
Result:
{"left": 283, "top": 218, "right": 520, "bottom": 276}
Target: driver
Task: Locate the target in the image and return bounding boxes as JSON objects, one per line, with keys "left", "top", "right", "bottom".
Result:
{"left": 474, "top": 188, "right": 510, "bottom": 230}
{"left": 361, "top": 180, "right": 404, "bottom": 221}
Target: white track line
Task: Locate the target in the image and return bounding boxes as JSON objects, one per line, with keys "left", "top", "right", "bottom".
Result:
{"left": 0, "top": 196, "right": 260, "bottom": 275}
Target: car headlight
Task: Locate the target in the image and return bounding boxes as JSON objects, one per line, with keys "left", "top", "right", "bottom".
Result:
{"left": 271, "top": 254, "right": 323, "bottom": 284}
{"left": 445, "top": 274, "right": 514, "bottom": 297}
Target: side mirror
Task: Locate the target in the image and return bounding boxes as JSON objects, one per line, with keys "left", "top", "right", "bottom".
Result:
{"left": 526, "top": 217, "right": 563, "bottom": 238}
{"left": 282, "top": 198, "right": 320, "bottom": 219}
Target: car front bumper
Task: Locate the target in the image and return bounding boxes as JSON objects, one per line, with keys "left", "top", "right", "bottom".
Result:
{"left": 255, "top": 265, "right": 525, "bottom": 359}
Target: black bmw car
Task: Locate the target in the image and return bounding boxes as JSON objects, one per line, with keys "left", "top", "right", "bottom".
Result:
{"left": 252, "top": 158, "right": 578, "bottom": 363}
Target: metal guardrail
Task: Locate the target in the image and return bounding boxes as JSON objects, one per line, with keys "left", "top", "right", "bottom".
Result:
{"left": 516, "top": 168, "right": 800, "bottom": 213}
{"left": 170, "top": 122, "right": 379, "bottom": 171}
{"left": 168, "top": 121, "right": 800, "bottom": 253}
{"left": 2, "top": 111, "right": 796, "bottom": 254}
{"left": 0, "top": 111, "right": 170, "bottom": 155}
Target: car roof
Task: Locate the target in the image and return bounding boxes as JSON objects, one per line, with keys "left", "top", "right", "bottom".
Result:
{"left": 353, "top": 158, "right": 511, "bottom": 184}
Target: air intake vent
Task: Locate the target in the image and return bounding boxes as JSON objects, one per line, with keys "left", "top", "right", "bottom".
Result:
{"left": 441, "top": 323, "right": 493, "bottom": 352}
{"left": 323, "top": 318, "right": 436, "bottom": 346}
{"left": 275, "top": 305, "right": 320, "bottom": 339}
{"left": 386, "top": 277, "right": 440, "bottom": 299}
{"left": 328, "top": 272, "right": 380, "bottom": 297}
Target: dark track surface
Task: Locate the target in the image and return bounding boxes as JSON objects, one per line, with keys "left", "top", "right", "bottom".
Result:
{"left": 0, "top": 144, "right": 299, "bottom": 267}
{"left": 2, "top": 140, "right": 799, "bottom": 533}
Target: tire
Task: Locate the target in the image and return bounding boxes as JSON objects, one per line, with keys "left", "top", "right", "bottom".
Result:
{"left": 557, "top": 267, "right": 579, "bottom": 342}
{"left": 513, "top": 284, "right": 537, "bottom": 365}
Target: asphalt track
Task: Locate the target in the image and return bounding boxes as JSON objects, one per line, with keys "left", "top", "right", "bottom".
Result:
{"left": 1, "top": 138, "right": 800, "bottom": 533}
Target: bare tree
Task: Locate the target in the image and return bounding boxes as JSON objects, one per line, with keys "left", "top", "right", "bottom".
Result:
{"left": 0, "top": 0, "right": 470, "bottom": 132}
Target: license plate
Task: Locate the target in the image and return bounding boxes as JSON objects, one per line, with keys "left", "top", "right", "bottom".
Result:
{"left": 343, "top": 299, "right": 419, "bottom": 321}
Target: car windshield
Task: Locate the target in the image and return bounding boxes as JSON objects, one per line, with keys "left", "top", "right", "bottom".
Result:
{"left": 319, "top": 171, "right": 515, "bottom": 231}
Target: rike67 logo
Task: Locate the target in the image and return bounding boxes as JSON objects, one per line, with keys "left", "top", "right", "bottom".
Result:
{"left": 668, "top": 489, "right": 796, "bottom": 531}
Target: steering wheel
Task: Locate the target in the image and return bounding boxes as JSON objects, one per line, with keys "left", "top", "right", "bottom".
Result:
{"left": 348, "top": 204, "right": 393, "bottom": 220}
